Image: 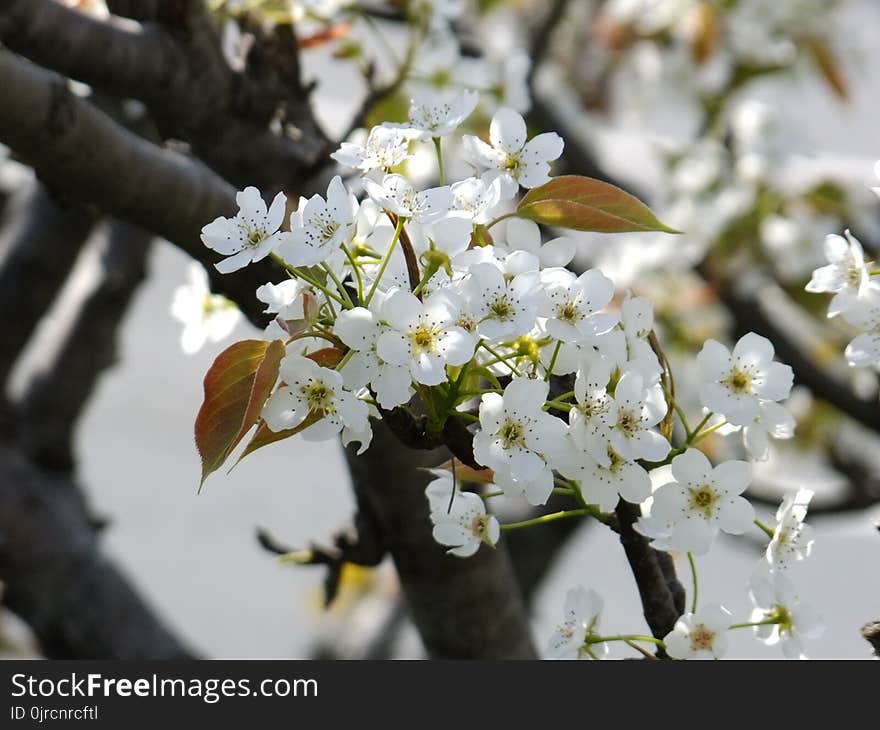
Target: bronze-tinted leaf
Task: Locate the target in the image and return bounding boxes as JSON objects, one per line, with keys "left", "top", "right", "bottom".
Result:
{"left": 517, "top": 175, "right": 680, "bottom": 234}
{"left": 194, "top": 339, "right": 285, "bottom": 487}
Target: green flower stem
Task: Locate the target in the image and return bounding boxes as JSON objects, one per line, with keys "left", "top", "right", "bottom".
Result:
{"left": 545, "top": 340, "right": 563, "bottom": 382}
{"left": 687, "top": 411, "right": 714, "bottom": 443}
{"left": 454, "top": 411, "right": 479, "bottom": 423}
{"left": 500, "top": 509, "right": 590, "bottom": 531}
{"left": 754, "top": 519, "right": 775, "bottom": 539}
{"left": 673, "top": 403, "right": 692, "bottom": 435}
{"left": 690, "top": 418, "right": 726, "bottom": 444}
{"left": 434, "top": 137, "right": 445, "bottom": 185}
{"left": 341, "top": 243, "right": 364, "bottom": 304}
{"left": 271, "top": 253, "right": 346, "bottom": 306}
{"left": 590, "top": 634, "right": 665, "bottom": 648}
{"left": 285, "top": 331, "right": 339, "bottom": 346}
{"left": 729, "top": 618, "right": 780, "bottom": 630}
{"left": 544, "top": 399, "right": 574, "bottom": 413}
{"left": 321, "top": 261, "right": 354, "bottom": 309}
{"left": 687, "top": 552, "right": 698, "bottom": 614}
{"left": 486, "top": 211, "right": 517, "bottom": 229}
{"left": 478, "top": 341, "right": 522, "bottom": 377}
{"left": 364, "top": 216, "right": 405, "bottom": 306}
{"left": 335, "top": 349, "right": 355, "bottom": 372}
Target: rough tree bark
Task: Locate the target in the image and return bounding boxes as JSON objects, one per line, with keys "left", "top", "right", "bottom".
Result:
{"left": 344, "top": 422, "right": 536, "bottom": 659}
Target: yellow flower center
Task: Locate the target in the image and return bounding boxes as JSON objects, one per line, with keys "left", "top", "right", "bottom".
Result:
{"left": 409, "top": 324, "right": 437, "bottom": 354}
{"left": 722, "top": 367, "right": 753, "bottom": 394}
{"left": 499, "top": 419, "right": 525, "bottom": 449}
{"left": 689, "top": 624, "right": 715, "bottom": 651}
{"left": 303, "top": 381, "right": 334, "bottom": 414}
{"left": 688, "top": 485, "right": 719, "bottom": 519}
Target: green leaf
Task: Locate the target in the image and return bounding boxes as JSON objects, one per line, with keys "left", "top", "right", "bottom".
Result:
{"left": 516, "top": 175, "right": 680, "bottom": 234}
{"left": 194, "top": 339, "right": 285, "bottom": 487}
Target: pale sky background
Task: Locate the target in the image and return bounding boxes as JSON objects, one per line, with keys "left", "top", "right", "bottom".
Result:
{"left": 10, "top": 1, "right": 879, "bottom": 659}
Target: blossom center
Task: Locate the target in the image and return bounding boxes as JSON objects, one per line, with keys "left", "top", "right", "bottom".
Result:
{"left": 242, "top": 225, "right": 267, "bottom": 248}
{"left": 689, "top": 624, "right": 715, "bottom": 651}
{"left": 302, "top": 380, "right": 335, "bottom": 414}
{"left": 409, "top": 324, "right": 438, "bottom": 354}
{"left": 502, "top": 153, "right": 521, "bottom": 175}
{"left": 558, "top": 299, "right": 584, "bottom": 324}
{"left": 722, "top": 367, "right": 753, "bottom": 394}
{"left": 488, "top": 295, "right": 514, "bottom": 321}
{"left": 499, "top": 418, "right": 526, "bottom": 449}
{"left": 688, "top": 485, "right": 719, "bottom": 518}
{"left": 617, "top": 408, "right": 640, "bottom": 435}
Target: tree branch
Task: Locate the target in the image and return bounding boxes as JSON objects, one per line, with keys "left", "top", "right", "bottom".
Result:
{"left": 0, "top": 180, "right": 96, "bottom": 391}
{"left": 344, "top": 421, "right": 537, "bottom": 659}
{"left": 17, "top": 219, "right": 152, "bottom": 470}
{"left": 0, "top": 48, "right": 279, "bottom": 325}
{"left": 0, "top": 442, "right": 194, "bottom": 658}
{"left": 0, "top": 0, "right": 328, "bottom": 188}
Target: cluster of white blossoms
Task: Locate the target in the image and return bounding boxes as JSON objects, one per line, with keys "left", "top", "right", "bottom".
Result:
{"left": 806, "top": 166, "right": 880, "bottom": 368}
{"left": 552, "top": 486, "right": 820, "bottom": 660}
{"left": 197, "top": 80, "right": 819, "bottom": 659}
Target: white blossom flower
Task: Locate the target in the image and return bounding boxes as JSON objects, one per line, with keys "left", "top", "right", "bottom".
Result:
{"left": 546, "top": 587, "right": 607, "bottom": 660}
{"left": 741, "top": 400, "right": 795, "bottom": 461}
{"left": 376, "top": 289, "right": 476, "bottom": 385}
{"left": 697, "top": 333, "right": 793, "bottom": 427}
{"left": 460, "top": 262, "right": 544, "bottom": 341}
{"left": 539, "top": 268, "right": 617, "bottom": 343}
{"left": 462, "top": 108, "right": 563, "bottom": 197}
{"left": 619, "top": 294, "right": 662, "bottom": 378}
{"left": 664, "top": 604, "right": 732, "bottom": 660}
{"left": 170, "top": 262, "right": 241, "bottom": 354}
{"left": 806, "top": 231, "right": 871, "bottom": 318}
{"left": 749, "top": 566, "right": 824, "bottom": 659}
{"left": 451, "top": 176, "right": 507, "bottom": 224}
{"left": 426, "top": 481, "right": 499, "bottom": 558}
{"left": 262, "top": 354, "right": 370, "bottom": 446}
{"left": 200, "top": 186, "right": 287, "bottom": 273}
{"left": 364, "top": 174, "right": 452, "bottom": 224}
{"left": 639, "top": 448, "right": 754, "bottom": 555}
{"left": 608, "top": 370, "right": 670, "bottom": 462}
{"left": 504, "top": 218, "right": 576, "bottom": 269}
{"left": 569, "top": 360, "right": 616, "bottom": 465}
{"left": 334, "top": 306, "right": 414, "bottom": 409}
{"left": 331, "top": 125, "right": 419, "bottom": 173}
{"left": 473, "top": 377, "right": 569, "bottom": 505}
{"left": 840, "top": 282, "right": 880, "bottom": 367}
{"left": 277, "top": 175, "right": 357, "bottom": 266}
{"left": 569, "top": 446, "right": 652, "bottom": 512}
{"left": 766, "top": 488, "right": 814, "bottom": 570}
{"left": 395, "top": 90, "right": 479, "bottom": 139}
{"left": 256, "top": 279, "right": 306, "bottom": 321}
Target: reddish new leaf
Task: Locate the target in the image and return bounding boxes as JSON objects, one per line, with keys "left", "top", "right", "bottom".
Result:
{"left": 517, "top": 175, "right": 680, "bottom": 234}
{"left": 800, "top": 36, "right": 848, "bottom": 101}
{"left": 307, "top": 347, "right": 345, "bottom": 368}
{"left": 236, "top": 410, "right": 324, "bottom": 463}
{"left": 195, "top": 339, "right": 285, "bottom": 486}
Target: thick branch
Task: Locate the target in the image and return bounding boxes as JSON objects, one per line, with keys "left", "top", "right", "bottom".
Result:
{"left": 0, "top": 181, "right": 96, "bottom": 390}
{"left": 0, "top": 442, "right": 193, "bottom": 659}
{"left": 615, "top": 500, "right": 685, "bottom": 645}
{"left": 18, "top": 220, "right": 152, "bottom": 470}
{"left": 344, "top": 421, "right": 537, "bottom": 659}
{"left": 0, "top": 0, "right": 327, "bottom": 188}
{"left": 0, "top": 49, "right": 278, "bottom": 325}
